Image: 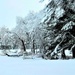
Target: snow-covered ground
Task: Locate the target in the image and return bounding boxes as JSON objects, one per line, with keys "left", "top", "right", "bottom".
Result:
{"left": 0, "top": 56, "right": 75, "bottom": 75}
{"left": 0, "top": 49, "right": 40, "bottom": 56}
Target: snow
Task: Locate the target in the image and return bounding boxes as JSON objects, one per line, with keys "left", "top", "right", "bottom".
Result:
{"left": 0, "top": 49, "right": 21, "bottom": 56}
{"left": 55, "top": 6, "right": 65, "bottom": 19}
{"left": 51, "top": 44, "right": 59, "bottom": 56}
{"left": 61, "top": 21, "right": 75, "bottom": 30}
{"left": 42, "top": 0, "right": 52, "bottom": 6}
{"left": 65, "top": 49, "right": 72, "bottom": 57}
{"left": 54, "top": 44, "right": 59, "bottom": 53}
{"left": 0, "top": 56, "right": 75, "bottom": 75}
{"left": 0, "top": 49, "right": 40, "bottom": 56}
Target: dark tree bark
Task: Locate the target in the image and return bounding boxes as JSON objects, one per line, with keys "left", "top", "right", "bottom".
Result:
{"left": 71, "top": 45, "right": 75, "bottom": 58}
{"left": 31, "top": 39, "right": 35, "bottom": 54}
{"left": 20, "top": 39, "right": 26, "bottom": 52}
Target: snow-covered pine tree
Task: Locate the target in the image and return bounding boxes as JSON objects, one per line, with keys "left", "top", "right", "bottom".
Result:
{"left": 41, "top": 0, "right": 75, "bottom": 59}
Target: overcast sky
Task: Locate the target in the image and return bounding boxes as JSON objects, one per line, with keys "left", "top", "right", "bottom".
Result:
{"left": 0, "top": 0, "right": 48, "bottom": 30}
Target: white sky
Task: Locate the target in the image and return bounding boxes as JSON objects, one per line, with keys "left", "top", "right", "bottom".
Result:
{"left": 0, "top": 0, "right": 48, "bottom": 30}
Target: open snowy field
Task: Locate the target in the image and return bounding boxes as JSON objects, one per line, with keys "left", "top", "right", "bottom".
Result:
{"left": 0, "top": 56, "right": 75, "bottom": 75}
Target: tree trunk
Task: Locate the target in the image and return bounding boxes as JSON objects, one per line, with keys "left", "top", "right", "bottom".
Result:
{"left": 32, "top": 39, "right": 35, "bottom": 54}
{"left": 71, "top": 44, "right": 75, "bottom": 58}
{"left": 21, "top": 39, "right": 26, "bottom": 52}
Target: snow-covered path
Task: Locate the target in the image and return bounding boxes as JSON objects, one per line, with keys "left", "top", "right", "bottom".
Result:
{"left": 0, "top": 56, "right": 75, "bottom": 75}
